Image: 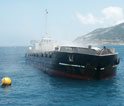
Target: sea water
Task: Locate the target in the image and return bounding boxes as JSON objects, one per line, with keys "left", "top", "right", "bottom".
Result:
{"left": 0, "top": 46, "right": 123, "bottom": 106}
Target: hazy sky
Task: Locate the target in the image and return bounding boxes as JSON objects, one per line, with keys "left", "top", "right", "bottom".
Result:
{"left": 0, "top": 0, "right": 124, "bottom": 46}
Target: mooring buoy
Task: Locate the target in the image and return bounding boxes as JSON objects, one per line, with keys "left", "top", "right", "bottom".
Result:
{"left": 1, "top": 77, "right": 12, "bottom": 86}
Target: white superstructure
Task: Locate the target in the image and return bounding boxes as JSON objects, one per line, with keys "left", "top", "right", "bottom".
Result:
{"left": 28, "top": 36, "right": 55, "bottom": 53}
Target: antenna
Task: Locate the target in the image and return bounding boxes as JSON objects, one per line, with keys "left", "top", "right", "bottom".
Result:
{"left": 45, "top": 9, "right": 48, "bottom": 35}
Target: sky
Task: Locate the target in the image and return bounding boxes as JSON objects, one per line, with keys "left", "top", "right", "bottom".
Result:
{"left": 0, "top": 0, "right": 124, "bottom": 46}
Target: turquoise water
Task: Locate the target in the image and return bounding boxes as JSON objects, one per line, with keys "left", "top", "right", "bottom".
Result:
{"left": 0, "top": 46, "right": 123, "bottom": 106}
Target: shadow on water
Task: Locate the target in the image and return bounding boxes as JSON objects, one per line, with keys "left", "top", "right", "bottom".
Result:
{"left": 37, "top": 68, "right": 120, "bottom": 90}
{"left": 43, "top": 72, "right": 117, "bottom": 88}
{"left": 35, "top": 70, "right": 122, "bottom": 106}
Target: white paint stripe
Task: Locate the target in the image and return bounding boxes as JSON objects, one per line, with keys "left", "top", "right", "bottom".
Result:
{"left": 59, "top": 62, "right": 85, "bottom": 68}
{"left": 100, "top": 68, "right": 104, "bottom": 70}
{"left": 112, "top": 65, "right": 117, "bottom": 67}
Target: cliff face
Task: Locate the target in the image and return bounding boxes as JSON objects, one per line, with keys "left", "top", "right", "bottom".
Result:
{"left": 74, "top": 23, "right": 124, "bottom": 45}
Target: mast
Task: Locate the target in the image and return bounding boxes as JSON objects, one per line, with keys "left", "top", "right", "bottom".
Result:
{"left": 45, "top": 9, "right": 48, "bottom": 35}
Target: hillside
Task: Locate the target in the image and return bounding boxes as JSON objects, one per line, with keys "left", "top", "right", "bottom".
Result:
{"left": 74, "top": 22, "right": 124, "bottom": 45}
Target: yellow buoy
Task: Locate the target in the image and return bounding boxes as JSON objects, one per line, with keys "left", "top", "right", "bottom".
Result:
{"left": 1, "top": 77, "right": 12, "bottom": 86}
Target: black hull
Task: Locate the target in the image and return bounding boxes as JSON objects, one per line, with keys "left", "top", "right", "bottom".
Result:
{"left": 25, "top": 51, "right": 119, "bottom": 80}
